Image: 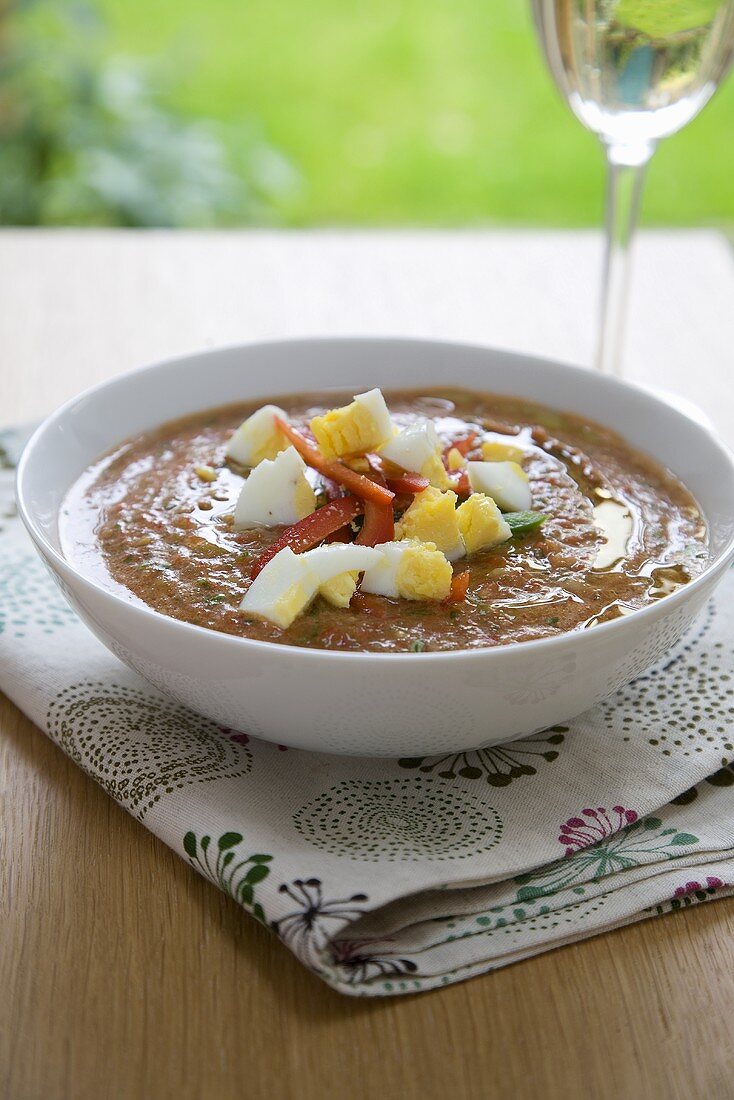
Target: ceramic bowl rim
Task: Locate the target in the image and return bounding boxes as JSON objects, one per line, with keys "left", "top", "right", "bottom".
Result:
{"left": 16, "top": 334, "right": 734, "bottom": 663}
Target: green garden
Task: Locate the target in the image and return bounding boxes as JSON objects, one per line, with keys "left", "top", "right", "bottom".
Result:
{"left": 2, "top": 0, "right": 733, "bottom": 227}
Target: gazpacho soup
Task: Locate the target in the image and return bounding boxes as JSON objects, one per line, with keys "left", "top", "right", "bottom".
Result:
{"left": 61, "top": 387, "right": 708, "bottom": 653}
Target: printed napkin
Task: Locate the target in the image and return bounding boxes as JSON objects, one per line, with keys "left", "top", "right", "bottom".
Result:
{"left": 2, "top": 425, "right": 733, "bottom": 997}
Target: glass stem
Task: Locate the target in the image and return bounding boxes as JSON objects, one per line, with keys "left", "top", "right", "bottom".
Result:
{"left": 595, "top": 142, "right": 654, "bottom": 375}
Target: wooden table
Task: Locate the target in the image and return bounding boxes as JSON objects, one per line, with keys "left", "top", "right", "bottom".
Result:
{"left": 2, "top": 230, "right": 733, "bottom": 1100}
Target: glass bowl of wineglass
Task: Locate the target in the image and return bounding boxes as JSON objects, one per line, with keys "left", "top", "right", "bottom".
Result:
{"left": 531, "top": 0, "right": 734, "bottom": 373}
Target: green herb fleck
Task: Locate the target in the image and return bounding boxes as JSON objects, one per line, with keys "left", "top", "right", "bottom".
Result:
{"left": 196, "top": 578, "right": 213, "bottom": 588}
{"left": 505, "top": 510, "right": 547, "bottom": 537}
{"left": 546, "top": 615, "right": 559, "bottom": 626}
{"left": 410, "top": 640, "right": 425, "bottom": 653}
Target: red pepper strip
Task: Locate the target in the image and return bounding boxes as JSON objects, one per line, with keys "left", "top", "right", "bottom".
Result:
{"left": 349, "top": 461, "right": 395, "bottom": 546}
{"left": 385, "top": 472, "right": 430, "bottom": 495}
{"left": 356, "top": 499, "right": 395, "bottom": 546}
{"left": 447, "top": 570, "right": 470, "bottom": 603}
{"left": 324, "top": 525, "right": 352, "bottom": 544}
{"left": 250, "top": 495, "right": 363, "bottom": 578}
{"left": 443, "top": 430, "right": 479, "bottom": 460}
{"left": 276, "top": 417, "right": 394, "bottom": 508}
{"left": 364, "top": 459, "right": 388, "bottom": 490}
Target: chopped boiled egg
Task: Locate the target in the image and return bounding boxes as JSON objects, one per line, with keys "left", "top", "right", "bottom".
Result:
{"left": 481, "top": 433, "right": 527, "bottom": 464}
{"left": 306, "top": 543, "right": 382, "bottom": 609}
{"left": 240, "top": 547, "right": 320, "bottom": 628}
{"left": 421, "top": 452, "right": 452, "bottom": 490}
{"left": 379, "top": 420, "right": 451, "bottom": 489}
{"left": 361, "top": 540, "right": 452, "bottom": 601}
{"left": 310, "top": 388, "right": 393, "bottom": 458}
{"left": 345, "top": 455, "right": 371, "bottom": 473}
{"left": 395, "top": 486, "right": 465, "bottom": 561}
{"left": 467, "top": 460, "right": 532, "bottom": 512}
{"left": 240, "top": 543, "right": 382, "bottom": 627}
{"left": 233, "top": 446, "right": 316, "bottom": 530}
{"left": 320, "top": 571, "right": 359, "bottom": 608}
{"left": 446, "top": 447, "right": 467, "bottom": 472}
{"left": 305, "top": 543, "right": 381, "bottom": 585}
{"left": 380, "top": 419, "right": 438, "bottom": 469}
{"left": 226, "top": 405, "right": 290, "bottom": 467}
{"left": 456, "top": 493, "right": 511, "bottom": 554}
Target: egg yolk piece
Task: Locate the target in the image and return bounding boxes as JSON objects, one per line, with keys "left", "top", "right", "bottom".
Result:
{"left": 456, "top": 493, "right": 512, "bottom": 554}
{"left": 395, "top": 543, "right": 453, "bottom": 601}
{"left": 361, "top": 540, "right": 452, "bottom": 601}
{"left": 446, "top": 447, "right": 467, "bottom": 471}
{"left": 304, "top": 544, "right": 382, "bottom": 607}
{"left": 395, "top": 486, "right": 465, "bottom": 561}
{"left": 310, "top": 388, "right": 393, "bottom": 459}
{"left": 319, "top": 571, "right": 359, "bottom": 608}
{"left": 480, "top": 434, "right": 527, "bottom": 464}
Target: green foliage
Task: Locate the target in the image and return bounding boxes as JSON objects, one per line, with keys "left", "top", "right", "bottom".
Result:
{"left": 0, "top": 0, "right": 298, "bottom": 226}
{"left": 217, "top": 831, "right": 243, "bottom": 850}
{"left": 89, "top": 0, "right": 734, "bottom": 226}
{"left": 183, "top": 828, "right": 273, "bottom": 923}
{"left": 615, "top": 0, "right": 722, "bottom": 38}
{"left": 244, "top": 864, "right": 270, "bottom": 885}
{"left": 1, "top": 0, "right": 732, "bottom": 226}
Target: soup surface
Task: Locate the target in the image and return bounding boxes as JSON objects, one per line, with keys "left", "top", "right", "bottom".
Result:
{"left": 60, "top": 388, "right": 708, "bottom": 652}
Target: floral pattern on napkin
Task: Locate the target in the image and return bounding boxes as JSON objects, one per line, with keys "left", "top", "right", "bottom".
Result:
{"left": 2, "top": 424, "right": 733, "bottom": 997}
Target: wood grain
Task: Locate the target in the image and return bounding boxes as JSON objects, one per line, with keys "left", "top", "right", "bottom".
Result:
{"left": 1, "top": 231, "right": 733, "bottom": 1100}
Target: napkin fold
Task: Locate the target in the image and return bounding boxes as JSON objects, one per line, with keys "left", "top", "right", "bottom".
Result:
{"left": 2, "top": 425, "right": 733, "bottom": 997}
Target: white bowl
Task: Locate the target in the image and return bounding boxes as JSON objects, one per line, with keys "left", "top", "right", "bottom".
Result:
{"left": 16, "top": 338, "right": 734, "bottom": 756}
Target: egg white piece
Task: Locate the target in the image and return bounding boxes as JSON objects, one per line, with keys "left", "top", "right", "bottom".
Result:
{"left": 467, "top": 461, "right": 532, "bottom": 512}
{"left": 239, "top": 547, "right": 321, "bottom": 628}
{"left": 304, "top": 542, "right": 383, "bottom": 582}
{"left": 359, "top": 542, "right": 409, "bottom": 597}
{"left": 379, "top": 419, "right": 440, "bottom": 472}
{"left": 354, "top": 388, "right": 394, "bottom": 443}
{"left": 233, "top": 446, "right": 316, "bottom": 530}
{"left": 360, "top": 540, "right": 452, "bottom": 600}
{"left": 226, "top": 404, "right": 289, "bottom": 466}
{"left": 240, "top": 542, "right": 384, "bottom": 627}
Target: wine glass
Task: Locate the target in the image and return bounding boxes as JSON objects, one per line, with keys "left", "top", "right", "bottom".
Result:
{"left": 530, "top": 0, "right": 734, "bottom": 374}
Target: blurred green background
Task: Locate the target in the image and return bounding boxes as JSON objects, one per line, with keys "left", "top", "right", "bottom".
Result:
{"left": 1, "top": 0, "right": 732, "bottom": 227}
